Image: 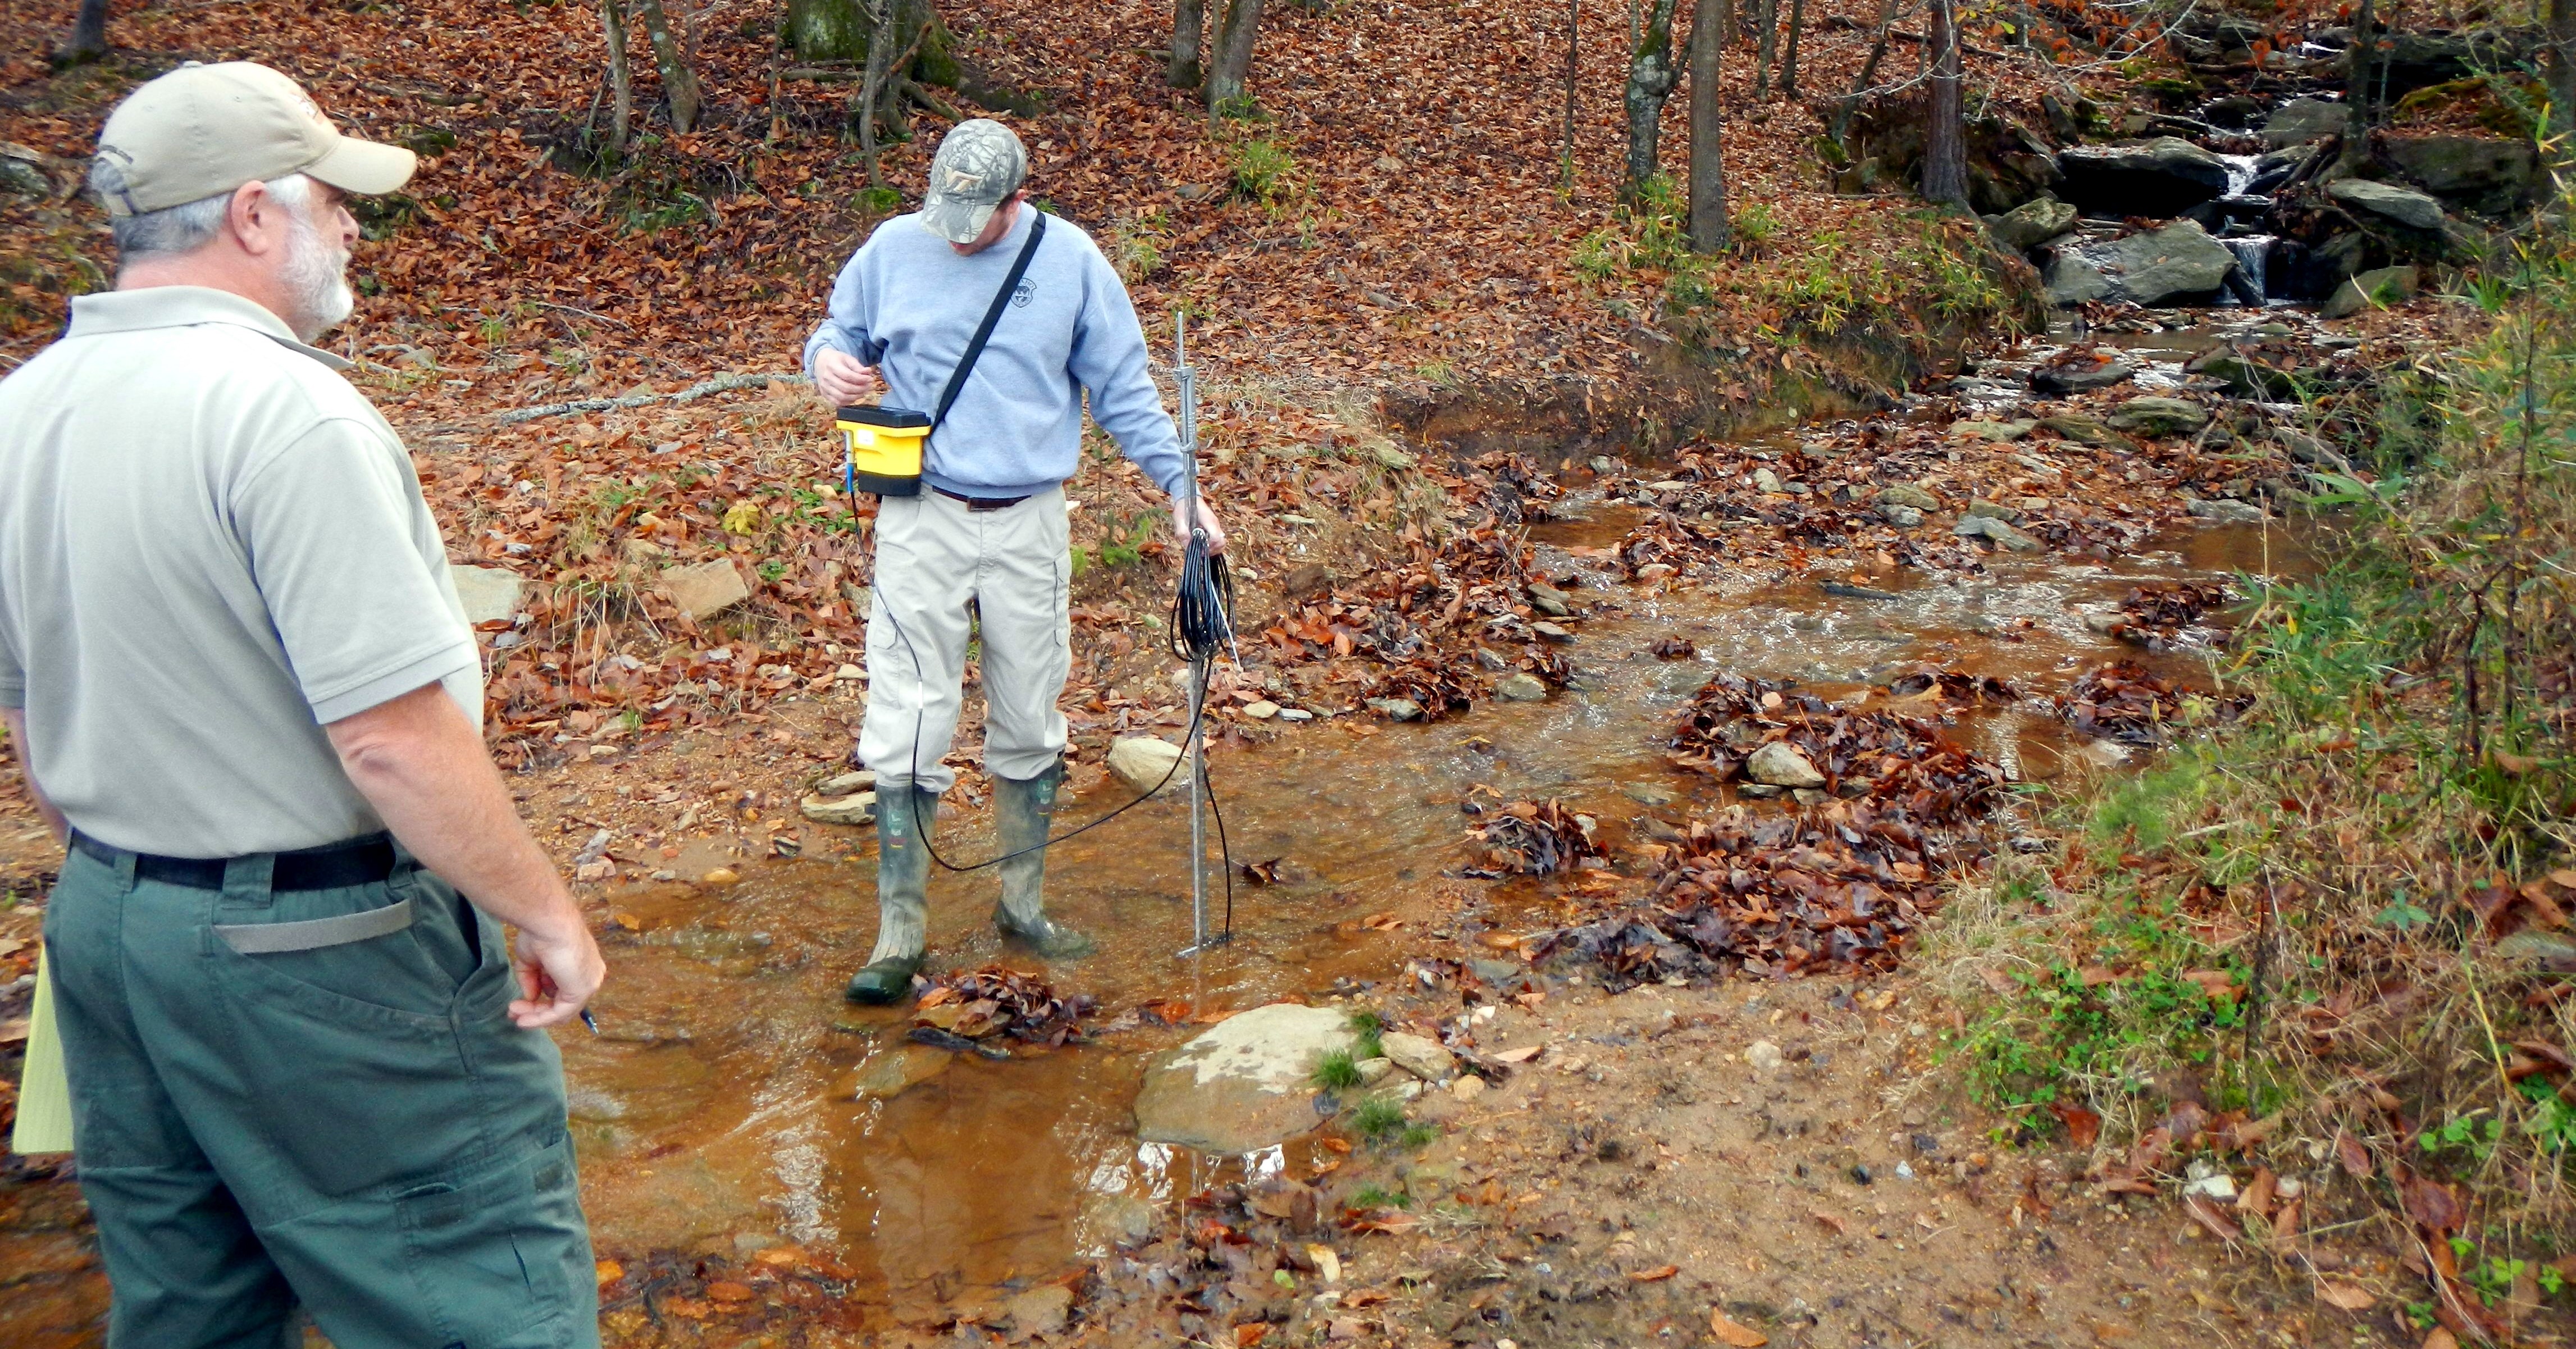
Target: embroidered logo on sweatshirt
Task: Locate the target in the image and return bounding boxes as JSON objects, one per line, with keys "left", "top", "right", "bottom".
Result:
{"left": 1011, "top": 282, "right": 1034, "bottom": 308}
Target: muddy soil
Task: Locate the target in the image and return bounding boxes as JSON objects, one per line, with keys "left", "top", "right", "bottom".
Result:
{"left": 0, "top": 313, "right": 2404, "bottom": 1347}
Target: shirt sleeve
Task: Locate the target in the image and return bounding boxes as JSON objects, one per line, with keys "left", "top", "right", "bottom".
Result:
{"left": 231, "top": 418, "right": 477, "bottom": 725}
{"left": 803, "top": 247, "right": 879, "bottom": 379}
{"left": 1068, "top": 244, "right": 1188, "bottom": 500}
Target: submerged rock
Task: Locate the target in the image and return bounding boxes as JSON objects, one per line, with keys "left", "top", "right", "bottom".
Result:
{"left": 1874, "top": 482, "right": 1941, "bottom": 511}
{"left": 1495, "top": 672, "right": 1548, "bottom": 701}
{"left": 2187, "top": 497, "right": 2270, "bottom": 524}
{"left": 837, "top": 1044, "right": 955, "bottom": 1100}
{"left": 1133, "top": 1003, "right": 1359, "bottom": 1153}
{"left": 2030, "top": 356, "right": 2137, "bottom": 395}
{"left": 1954, "top": 515, "right": 2042, "bottom": 551}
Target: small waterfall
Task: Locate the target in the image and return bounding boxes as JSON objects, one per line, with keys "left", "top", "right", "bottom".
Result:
{"left": 2217, "top": 154, "right": 2261, "bottom": 197}
{"left": 2223, "top": 235, "right": 2273, "bottom": 306}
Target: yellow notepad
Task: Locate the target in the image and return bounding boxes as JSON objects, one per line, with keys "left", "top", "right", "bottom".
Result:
{"left": 11, "top": 947, "right": 73, "bottom": 1155}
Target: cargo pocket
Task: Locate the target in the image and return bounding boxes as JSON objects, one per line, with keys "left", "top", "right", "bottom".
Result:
{"left": 396, "top": 1132, "right": 593, "bottom": 1349}
{"left": 211, "top": 885, "right": 490, "bottom": 1197}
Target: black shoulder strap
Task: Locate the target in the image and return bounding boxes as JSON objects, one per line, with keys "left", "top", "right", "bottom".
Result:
{"left": 931, "top": 211, "right": 1047, "bottom": 435}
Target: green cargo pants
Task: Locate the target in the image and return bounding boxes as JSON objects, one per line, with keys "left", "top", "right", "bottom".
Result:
{"left": 43, "top": 840, "right": 599, "bottom": 1349}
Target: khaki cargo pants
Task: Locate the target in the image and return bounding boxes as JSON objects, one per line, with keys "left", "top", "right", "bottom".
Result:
{"left": 859, "top": 484, "right": 1074, "bottom": 795}
{"left": 44, "top": 842, "right": 598, "bottom": 1348}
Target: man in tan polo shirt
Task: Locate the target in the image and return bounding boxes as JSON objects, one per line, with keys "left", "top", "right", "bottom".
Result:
{"left": 0, "top": 63, "right": 605, "bottom": 1346}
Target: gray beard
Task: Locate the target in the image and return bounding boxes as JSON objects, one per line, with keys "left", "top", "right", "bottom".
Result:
{"left": 281, "top": 209, "right": 355, "bottom": 343}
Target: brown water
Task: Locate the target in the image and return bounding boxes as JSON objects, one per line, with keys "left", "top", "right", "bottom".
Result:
{"left": 555, "top": 508, "right": 2320, "bottom": 1327}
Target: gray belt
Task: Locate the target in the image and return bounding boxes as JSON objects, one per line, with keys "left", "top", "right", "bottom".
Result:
{"left": 215, "top": 899, "right": 416, "bottom": 955}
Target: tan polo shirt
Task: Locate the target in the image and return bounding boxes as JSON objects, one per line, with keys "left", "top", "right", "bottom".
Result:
{"left": 0, "top": 286, "right": 478, "bottom": 858}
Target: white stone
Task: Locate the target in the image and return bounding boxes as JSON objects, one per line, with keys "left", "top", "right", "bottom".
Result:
{"left": 1747, "top": 1040, "right": 1785, "bottom": 1072}
{"left": 1243, "top": 699, "right": 1281, "bottom": 719}
{"left": 1133, "top": 1004, "right": 1360, "bottom": 1152}
{"left": 1379, "top": 1031, "right": 1455, "bottom": 1082}
{"left": 1745, "top": 741, "right": 1827, "bottom": 789}
{"left": 801, "top": 790, "right": 876, "bottom": 826}
{"left": 660, "top": 559, "right": 751, "bottom": 621}
{"left": 450, "top": 564, "right": 526, "bottom": 625}
{"left": 1107, "top": 736, "right": 1189, "bottom": 795}
{"left": 815, "top": 770, "right": 875, "bottom": 797}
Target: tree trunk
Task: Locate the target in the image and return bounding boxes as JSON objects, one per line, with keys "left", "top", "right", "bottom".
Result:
{"left": 1562, "top": 0, "right": 1580, "bottom": 192}
{"left": 1752, "top": 0, "right": 1776, "bottom": 100}
{"left": 1777, "top": 0, "right": 1805, "bottom": 98}
{"left": 1621, "top": 0, "right": 1683, "bottom": 200}
{"left": 67, "top": 0, "right": 108, "bottom": 61}
{"left": 2342, "top": 0, "right": 2375, "bottom": 167}
{"left": 1687, "top": 0, "right": 1729, "bottom": 251}
{"left": 1206, "top": 0, "right": 1266, "bottom": 117}
{"left": 2551, "top": 0, "right": 2575, "bottom": 163}
{"left": 633, "top": 0, "right": 704, "bottom": 134}
{"left": 1920, "top": 0, "right": 1967, "bottom": 206}
{"left": 1170, "top": 0, "right": 1206, "bottom": 90}
{"left": 603, "top": 0, "right": 635, "bottom": 154}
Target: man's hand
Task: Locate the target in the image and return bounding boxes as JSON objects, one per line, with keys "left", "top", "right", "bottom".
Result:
{"left": 508, "top": 913, "right": 606, "bottom": 1029}
{"left": 1176, "top": 497, "right": 1227, "bottom": 554}
{"left": 327, "top": 683, "right": 607, "bottom": 1028}
{"left": 814, "top": 348, "right": 886, "bottom": 407}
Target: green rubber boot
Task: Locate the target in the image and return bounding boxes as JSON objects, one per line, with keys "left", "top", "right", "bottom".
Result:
{"left": 992, "top": 764, "right": 1095, "bottom": 960}
{"left": 846, "top": 786, "right": 940, "bottom": 1004}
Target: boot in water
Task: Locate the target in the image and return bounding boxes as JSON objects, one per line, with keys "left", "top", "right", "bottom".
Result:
{"left": 991, "top": 764, "right": 1095, "bottom": 959}
{"left": 847, "top": 786, "right": 940, "bottom": 1004}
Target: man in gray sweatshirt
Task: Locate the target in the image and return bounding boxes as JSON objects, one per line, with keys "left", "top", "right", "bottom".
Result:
{"left": 804, "top": 119, "right": 1224, "bottom": 1004}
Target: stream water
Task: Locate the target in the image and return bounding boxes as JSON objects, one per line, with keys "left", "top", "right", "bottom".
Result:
{"left": 553, "top": 509, "right": 2318, "bottom": 1329}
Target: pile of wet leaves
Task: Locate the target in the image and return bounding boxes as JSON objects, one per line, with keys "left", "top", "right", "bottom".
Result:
{"left": 912, "top": 965, "right": 1097, "bottom": 1046}
{"left": 1363, "top": 652, "right": 1487, "bottom": 722}
{"left": 1533, "top": 801, "right": 1945, "bottom": 985}
{"left": 1670, "top": 672, "right": 2008, "bottom": 827}
{"left": 2057, "top": 661, "right": 2253, "bottom": 746}
{"left": 1463, "top": 797, "right": 1604, "bottom": 876}
{"left": 2104, "top": 581, "right": 2233, "bottom": 651}
{"left": 1886, "top": 666, "right": 2022, "bottom": 707}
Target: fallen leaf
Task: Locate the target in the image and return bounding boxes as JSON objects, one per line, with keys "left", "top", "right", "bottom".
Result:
{"left": 705, "top": 1280, "right": 755, "bottom": 1303}
{"left": 1709, "top": 1311, "right": 1768, "bottom": 1346}
{"left": 1809, "top": 1210, "right": 1847, "bottom": 1236}
{"left": 1628, "top": 1264, "right": 1680, "bottom": 1282}
{"left": 2051, "top": 1102, "right": 2103, "bottom": 1148}
{"left": 2183, "top": 1193, "right": 2239, "bottom": 1243}
{"left": 2334, "top": 1128, "right": 2372, "bottom": 1178}
{"left": 2422, "top": 1330, "right": 2460, "bottom": 1349}
{"left": 1235, "top": 1324, "right": 1271, "bottom": 1347}
{"left": 2402, "top": 1176, "right": 2464, "bottom": 1235}
{"left": 595, "top": 1260, "right": 625, "bottom": 1286}
{"left": 2315, "top": 1279, "right": 2375, "bottom": 1310}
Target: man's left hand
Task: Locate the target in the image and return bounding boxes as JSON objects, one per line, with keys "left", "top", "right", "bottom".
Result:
{"left": 1177, "top": 498, "right": 1227, "bottom": 554}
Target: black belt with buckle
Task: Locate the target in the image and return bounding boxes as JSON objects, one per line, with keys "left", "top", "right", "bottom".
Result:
{"left": 71, "top": 832, "right": 399, "bottom": 892}
{"left": 933, "top": 487, "right": 1032, "bottom": 512}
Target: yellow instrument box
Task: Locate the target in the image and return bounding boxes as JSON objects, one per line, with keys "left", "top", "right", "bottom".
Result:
{"left": 837, "top": 405, "right": 931, "bottom": 497}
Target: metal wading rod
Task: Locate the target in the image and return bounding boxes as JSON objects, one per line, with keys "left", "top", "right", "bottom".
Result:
{"left": 1175, "top": 312, "right": 1215, "bottom": 958}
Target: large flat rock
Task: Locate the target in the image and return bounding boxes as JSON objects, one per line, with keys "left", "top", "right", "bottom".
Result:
{"left": 449, "top": 564, "right": 526, "bottom": 625}
{"left": 1133, "top": 1002, "right": 1357, "bottom": 1154}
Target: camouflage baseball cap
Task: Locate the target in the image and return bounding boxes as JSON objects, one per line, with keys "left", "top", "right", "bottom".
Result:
{"left": 919, "top": 119, "right": 1028, "bottom": 244}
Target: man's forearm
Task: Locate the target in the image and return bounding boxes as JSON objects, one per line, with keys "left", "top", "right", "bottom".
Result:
{"left": 325, "top": 683, "right": 581, "bottom": 938}
{"left": 2, "top": 707, "right": 67, "bottom": 845}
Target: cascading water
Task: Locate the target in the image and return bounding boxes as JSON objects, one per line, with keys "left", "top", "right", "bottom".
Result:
{"left": 2222, "top": 235, "right": 2274, "bottom": 306}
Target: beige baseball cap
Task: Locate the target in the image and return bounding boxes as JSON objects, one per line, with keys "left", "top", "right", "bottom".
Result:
{"left": 90, "top": 61, "right": 414, "bottom": 216}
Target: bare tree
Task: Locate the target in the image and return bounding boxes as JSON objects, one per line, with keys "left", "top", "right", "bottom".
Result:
{"left": 1777, "top": 0, "right": 1806, "bottom": 98}
{"left": 2342, "top": 0, "right": 2376, "bottom": 167}
{"left": 66, "top": 0, "right": 109, "bottom": 62}
{"left": 1920, "top": 0, "right": 1967, "bottom": 205}
{"left": 1621, "top": 0, "right": 1683, "bottom": 199}
{"left": 2552, "top": 0, "right": 2575, "bottom": 165}
{"left": 1206, "top": 0, "right": 1266, "bottom": 117}
{"left": 602, "top": 0, "right": 636, "bottom": 154}
{"left": 1688, "top": 0, "right": 1729, "bottom": 250}
{"left": 1171, "top": 0, "right": 1207, "bottom": 90}
{"left": 1824, "top": 0, "right": 1900, "bottom": 152}
{"left": 633, "top": 0, "right": 705, "bottom": 133}
{"left": 1562, "top": 0, "right": 1580, "bottom": 191}
{"left": 1752, "top": 0, "right": 1777, "bottom": 100}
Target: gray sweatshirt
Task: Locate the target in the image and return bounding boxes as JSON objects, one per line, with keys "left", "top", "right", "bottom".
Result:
{"left": 803, "top": 208, "right": 1187, "bottom": 502}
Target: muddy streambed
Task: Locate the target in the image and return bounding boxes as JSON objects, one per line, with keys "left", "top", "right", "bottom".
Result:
{"left": 558, "top": 509, "right": 2317, "bottom": 1327}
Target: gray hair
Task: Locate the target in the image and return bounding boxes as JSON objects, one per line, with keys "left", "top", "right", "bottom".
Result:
{"left": 92, "top": 163, "right": 314, "bottom": 262}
